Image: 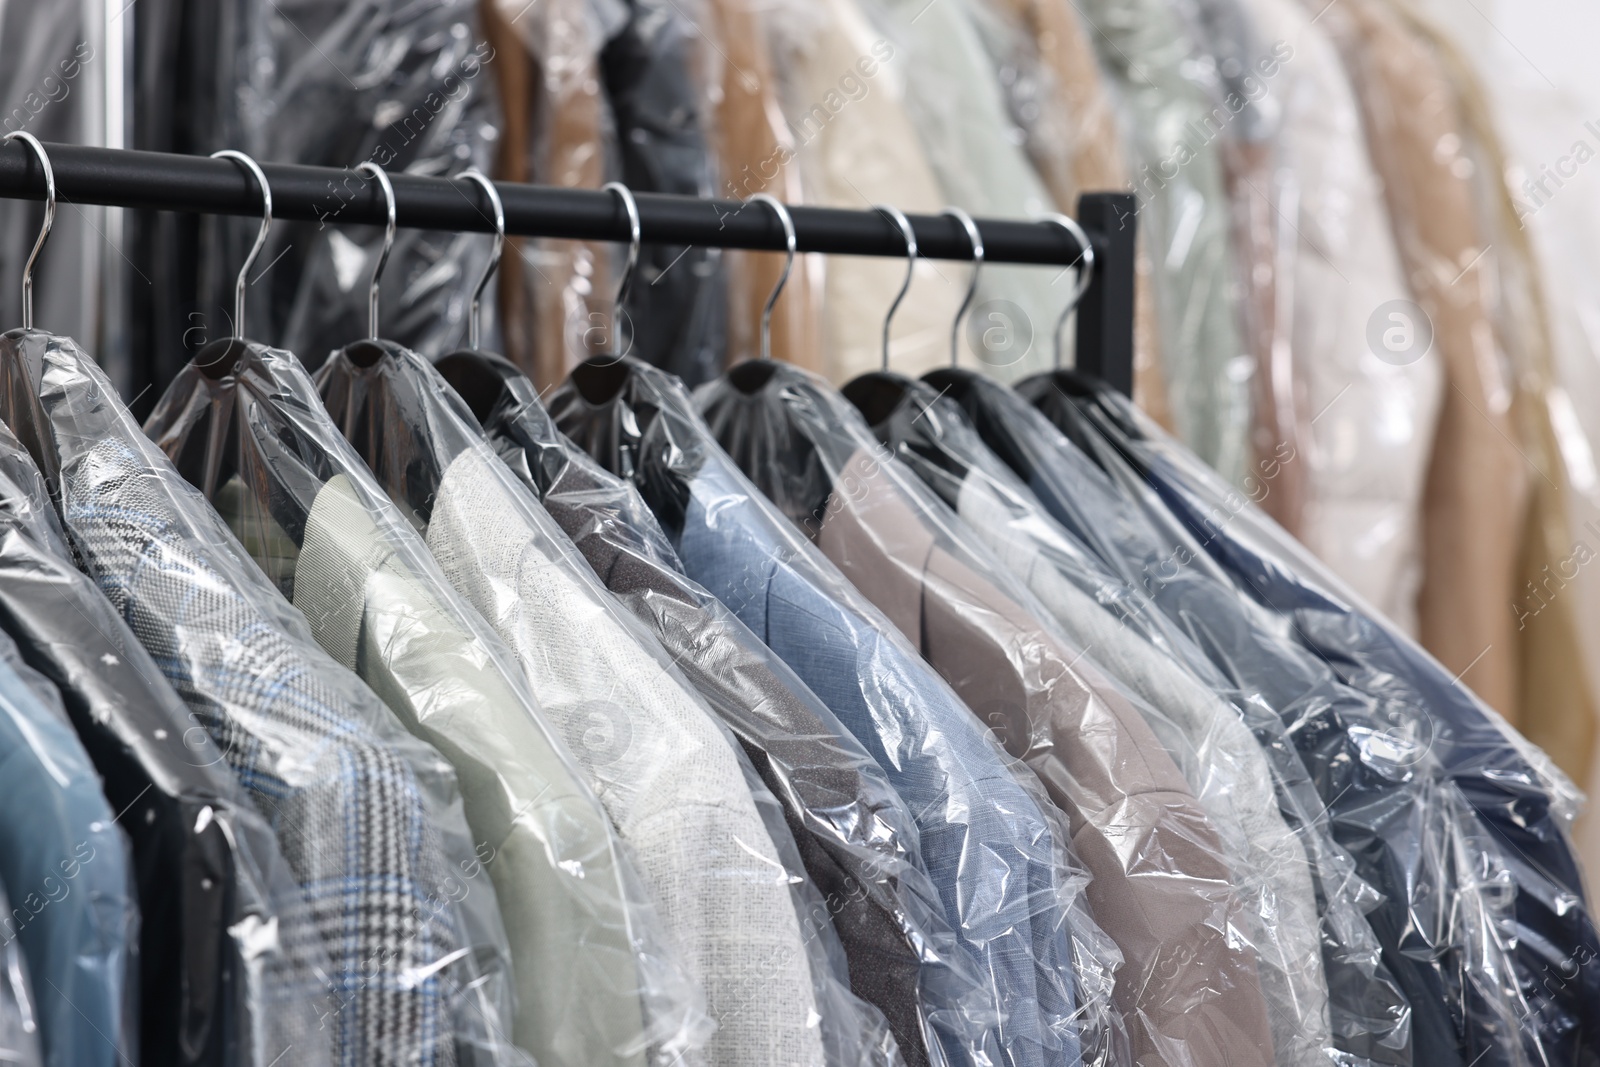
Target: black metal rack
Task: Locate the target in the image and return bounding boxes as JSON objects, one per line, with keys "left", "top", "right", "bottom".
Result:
{"left": 0, "top": 141, "right": 1138, "bottom": 393}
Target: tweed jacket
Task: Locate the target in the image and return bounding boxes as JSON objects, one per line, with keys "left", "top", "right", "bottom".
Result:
{"left": 0, "top": 424, "right": 325, "bottom": 1067}
{"left": 0, "top": 329, "right": 504, "bottom": 1067}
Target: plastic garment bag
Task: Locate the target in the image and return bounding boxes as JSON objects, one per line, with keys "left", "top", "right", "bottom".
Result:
{"left": 1074, "top": 0, "right": 1253, "bottom": 486}
{"left": 694, "top": 362, "right": 1285, "bottom": 1067}
{"left": 597, "top": 0, "right": 729, "bottom": 388}
{"left": 0, "top": 873, "right": 41, "bottom": 1067}
{"left": 850, "top": 0, "right": 1063, "bottom": 380}
{"left": 763, "top": 0, "right": 955, "bottom": 381}
{"left": 945, "top": 370, "right": 1450, "bottom": 1066}
{"left": 1313, "top": 0, "right": 1525, "bottom": 726}
{"left": 914, "top": 370, "right": 1414, "bottom": 1067}
{"left": 1061, "top": 378, "right": 1600, "bottom": 1067}
{"left": 313, "top": 341, "right": 861, "bottom": 1067}
{"left": 0, "top": 417, "right": 331, "bottom": 1067}
{"left": 1014, "top": 371, "right": 1539, "bottom": 1067}
{"left": 846, "top": 375, "right": 1348, "bottom": 1067}
{"left": 546, "top": 355, "right": 1122, "bottom": 1067}
{"left": 0, "top": 329, "right": 512, "bottom": 1067}
{"left": 142, "top": 341, "right": 706, "bottom": 1067}
{"left": 222, "top": 0, "right": 499, "bottom": 361}
{"left": 0, "top": 623, "right": 135, "bottom": 1067}
{"left": 442, "top": 350, "right": 1000, "bottom": 1067}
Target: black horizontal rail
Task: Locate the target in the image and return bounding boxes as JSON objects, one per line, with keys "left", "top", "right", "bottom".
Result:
{"left": 0, "top": 141, "right": 1137, "bottom": 393}
{"left": 0, "top": 141, "right": 1100, "bottom": 266}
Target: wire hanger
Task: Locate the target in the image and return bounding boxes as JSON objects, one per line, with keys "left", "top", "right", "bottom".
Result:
{"left": 876, "top": 204, "right": 917, "bottom": 372}
{"left": 356, "top": 161, "right": 397, "bottom": 341}
{"left": 4, "top": 132, "right": 54, "bottom": 332}
{"left": 942, "top": 207, "right": 983, "bottom": 368}
{"left": 747, "top": 193, "right": 795, "bottom": 363}
{"left": 458, "top": 168, "right": 504, "bottom": 351}
{"left": 1038, "top": 213, "right": 1096, "bottom": 369}
{"left": 210, "top": 151, "right": 273, "bottom": 340}
{"left": 602, "top": 181, "right": 640, "bottom": 360}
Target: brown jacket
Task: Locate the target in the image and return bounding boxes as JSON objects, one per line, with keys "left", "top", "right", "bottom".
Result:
{"left": 818, "top": 447, "right": 1276, "bottom": 1067}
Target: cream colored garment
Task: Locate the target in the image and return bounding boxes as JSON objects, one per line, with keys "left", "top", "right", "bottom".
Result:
{"left": 767, "top": 0, "right": 952, "bottom": 381}
{"left": 854, "top": 0, "right": 1065, "bottom": 382}
{"left": 707, "top": 0, "right": 825, "bottom": 372}
{"left": 288, "top": 475, "right": 650, "bottom": 1066}
{"left": 428, "top": 446, "right": 826, "bottom": 1067}
{"left": 1314, "top": 0, "right": 1525, "bottom": 719}
{"left": 1074, "top": 0, "right": 1254, "bottom": 486}
{"left": 1214, "top": 0, "right": 1441, "bottom": 635}
{"left": 955, "top": 475, "right": 1331, "bottom": 1067}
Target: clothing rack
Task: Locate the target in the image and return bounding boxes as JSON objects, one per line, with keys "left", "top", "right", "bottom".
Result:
{"left": 0, "top": 141, "right": 1138, "bottom": 393}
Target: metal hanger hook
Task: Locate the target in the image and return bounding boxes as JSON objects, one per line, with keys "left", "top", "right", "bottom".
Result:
{"left": 457, "top": 168, "right": 504, "bottom": 350}
{"left": 875, "top": 204, "right": 918, "bottom": 372}
{"left": 5, "top": 132, "right": 54, "bottom": 331}
{"left": 941, "top": 207, "right": 983, "bottom": 368}
{"left": 1038, "top": 213, "right": 1096, "bottom": 369}
{"left": 355, "top": 161, "right": 397, "bottom": 340}
{"left": 602, "top": 181, "right": 641, "bottom": 358}
{"left": 209, "top": 150, "right": 273, "bottom": 340}
{"left": 747, "top": 193, "right": 795, "bottom": 362}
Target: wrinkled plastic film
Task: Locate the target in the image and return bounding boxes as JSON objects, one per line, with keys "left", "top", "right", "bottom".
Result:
{"left": 545, "top": 356, "right": 1127, "bottom": 1067}
{"left": 945, "top": 371, "right": 1427, "bottom": 1066}
{"left": 445, "top": 349, "right": 1007, "bottom": 1067}
{"left": 850, "top": 375, "right": 1353, "bottom": 1067}
{"left": 313, "top": 340, "right": 880, "bottom": 1067}
{"left": 0, "top": 872, "right": 41, "bottom": 1067}
{"left": 0, "top": 416, "right": 337, "bottom": 1067}
{"left": 0, "top": 329, "right": 521, "bottom": 1067}
{"left": 0, "top": 622, "right": 137, "bottom": 1067}
{"left": 1019, "top": 371, "right": 1548, "bottom": 1067}
{"left": 221, "top": 0, "right": 500, "bottom": 363}
{"left": 142, "top": 341, "right": 711, "bottom": 1067}
{"left": 1074, "top": 380, "right": 1600, "bottom": 1066}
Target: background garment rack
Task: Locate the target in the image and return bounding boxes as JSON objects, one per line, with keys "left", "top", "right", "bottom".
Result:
{"left": 0, "top": 141, "right": 1138, "bottom": 393}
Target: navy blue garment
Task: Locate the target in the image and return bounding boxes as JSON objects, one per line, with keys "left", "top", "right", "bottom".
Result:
{"left": 1046, "top": 371, "right": 1600, "bottom": 1067}
{"left": 548, "top": 355, "right": 1109, "bottom": 1067}
{"left": 0, "top": 628, "right": 135, "bottom": 1067}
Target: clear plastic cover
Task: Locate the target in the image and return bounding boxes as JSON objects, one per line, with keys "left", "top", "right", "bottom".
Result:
{"left": 850, "top": 0, "right": 1064, "bottom": 382}
{"left": 0, "top": 872, "right": 41, "bottom": 1067}
{"left": 545, "top": 355, "right": 1127, "bottom": 1067}
{"left": 1234, "top": 0, "right": 1444, "bottom": 638}
{"left": 1061, "top": 378, "right": 1600, "bottom": 1067}
{"left": 313, "top": 340, "right": 880, "bottom": 1067}
{"left": 763, "top": 0, "right": 957, "bottom": 381}
{"left": 0, "top": 618, "right": 135, "bottom": 1067}
{"left": 693, "top": 361, "right": 1293, "bottom": 1067}
{"left": 142, "top": 341, "right": 710, "bottom": 1067}
{"left": 847, "top": 373, "right": 1365, "bottom": 1067}
{"left": 1011, "top": 370, "right": 1551, "bottom": 1067}
{"left": 439, "top": 349, "right": 1003, "bottom": 1067}
{"left": 1074, "top": 0, "right": 1254, "bottom": 486}
{"left": 0, "top": 329, "right": 519, "bottom": 1067}
{"left": 704, "top": 0, "right": 826, "bottom": 374}
{"left": 221, "top": 0, "right": 500, "bottom": 364}
{"left": 0, "top": 416, "right": 335, "bottom": 1067}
